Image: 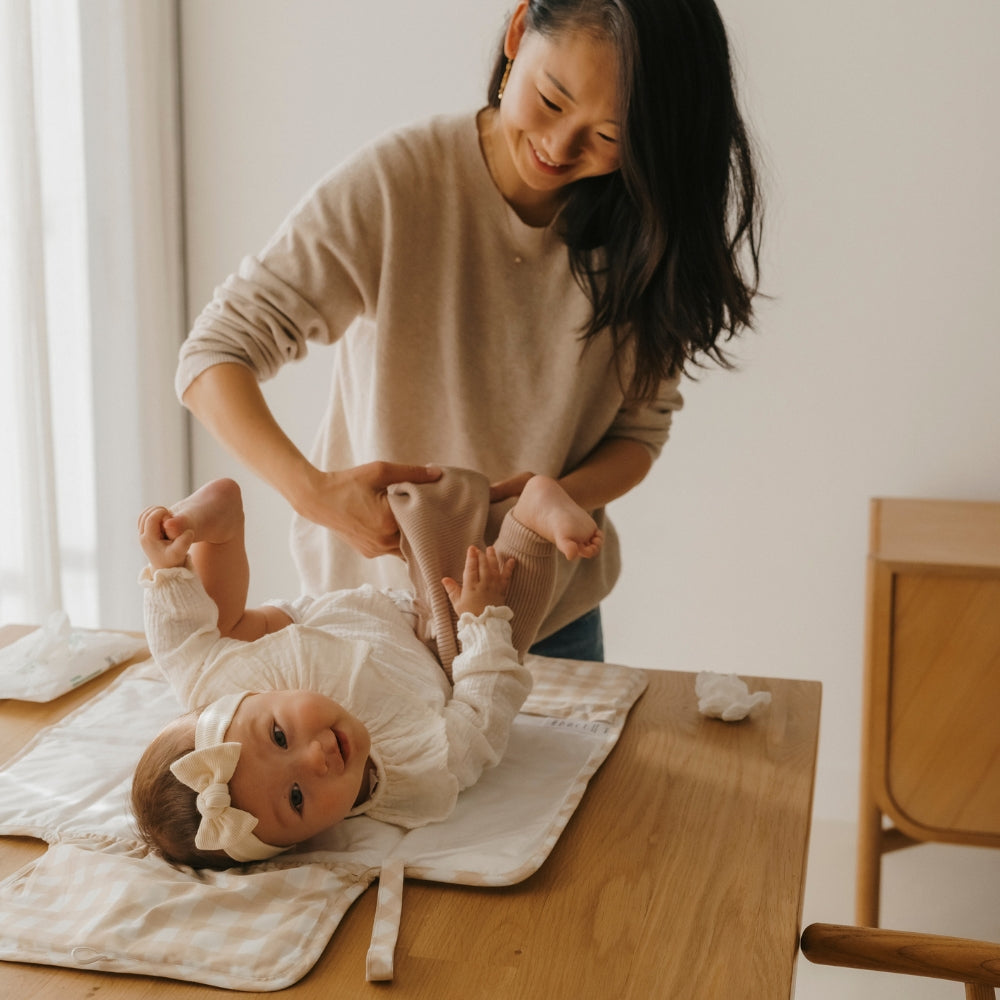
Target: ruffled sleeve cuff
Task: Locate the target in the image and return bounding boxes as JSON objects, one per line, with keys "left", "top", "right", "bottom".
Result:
{"left": 455, "top": 606, "right": 515, "bottom": 659}
{"left": 137, "top": 557, "right": 196, "bottom": 587}
{"left": 456, "top": 605, "right": 513, "bottom": 629}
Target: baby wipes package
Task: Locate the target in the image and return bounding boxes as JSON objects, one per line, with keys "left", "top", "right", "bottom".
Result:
{"left": 0, "top": 612, "right": 145, "bottom": 702}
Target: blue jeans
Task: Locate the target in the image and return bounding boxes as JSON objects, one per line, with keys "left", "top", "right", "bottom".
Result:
{"left": 528, "top": 606, "right": 604, "bottom": 662}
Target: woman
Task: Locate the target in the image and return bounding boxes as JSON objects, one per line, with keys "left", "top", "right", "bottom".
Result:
{"left": 176, "top": 0, "right": 762, "bottom": 661}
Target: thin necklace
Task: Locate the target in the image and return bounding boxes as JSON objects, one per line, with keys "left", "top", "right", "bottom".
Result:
{"left": 480, "top": 110, "right": 558, "bottom": 264}
{"left": 479, "top": 111, "right": 524, "bottom": 264}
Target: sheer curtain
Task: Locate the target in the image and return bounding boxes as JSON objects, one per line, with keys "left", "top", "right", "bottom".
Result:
{"left": 0, "top": 0, "right": 187, "bottom": 631}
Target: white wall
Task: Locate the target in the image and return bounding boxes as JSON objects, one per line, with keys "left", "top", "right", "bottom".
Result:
{"left": 180, "top": 0, "right": 508, "bottom": 583}
{"left": 179, "top": 1, "right": 1000, "bottom": 822}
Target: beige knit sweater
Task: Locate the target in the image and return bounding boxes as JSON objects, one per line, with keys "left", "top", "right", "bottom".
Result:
{"left": 177, "top": 112, "right": 683, "bottom": 639}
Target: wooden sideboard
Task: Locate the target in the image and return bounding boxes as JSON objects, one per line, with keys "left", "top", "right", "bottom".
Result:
{"left": 856, "top": 498, "right": 1000, "bottom": 926}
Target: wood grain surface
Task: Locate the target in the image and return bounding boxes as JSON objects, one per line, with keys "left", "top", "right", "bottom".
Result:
{"left": 0, "top": 624, "right": 820, "bottom": 999}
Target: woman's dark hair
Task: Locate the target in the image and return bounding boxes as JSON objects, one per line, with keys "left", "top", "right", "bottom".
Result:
{"left": 130, "top": 711, "right": 237, "bottom": 871}
{"left": 488, "top": 0, "right": 763, "bottom": 398}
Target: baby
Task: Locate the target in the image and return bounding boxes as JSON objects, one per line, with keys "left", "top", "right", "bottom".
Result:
{"left": 131, "top": 468, "right": 602, "bottom": 869}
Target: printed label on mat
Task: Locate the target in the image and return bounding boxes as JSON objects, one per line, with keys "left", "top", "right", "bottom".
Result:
{"left": 519, "top": 716, "right": 611, "bottom": 737}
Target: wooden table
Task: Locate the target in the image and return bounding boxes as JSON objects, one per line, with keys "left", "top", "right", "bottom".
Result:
{"left": 0, "top": 623, "right": 821, "bottom": 999}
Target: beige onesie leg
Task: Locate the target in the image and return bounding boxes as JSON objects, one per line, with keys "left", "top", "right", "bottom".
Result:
{"left": 387, "top": 468, "right": 490, "bottom": 677}
{"left": 490, "top": 510, "right": 556, "bottom": 658}
{"left": 387, "top": 467, "right": 556, "bottom": 679}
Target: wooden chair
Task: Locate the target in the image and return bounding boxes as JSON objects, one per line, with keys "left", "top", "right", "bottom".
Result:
{"left": 801, "top": 922, "right": 1000, "bottom": 1000}
{"left": 857, "top": 498, "right": 1000, "bottom": 926}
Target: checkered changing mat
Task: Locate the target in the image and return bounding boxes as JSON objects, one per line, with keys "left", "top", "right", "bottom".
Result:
{"left": 0, "top": 654, "right": 646, "bottom": 989}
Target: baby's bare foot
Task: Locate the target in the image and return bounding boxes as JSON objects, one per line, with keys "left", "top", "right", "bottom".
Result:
{"left": 512, "top": 476, "right": 604, "bottom": 561}
{"left": 160, "top": 478, "right": 245, "bottom": 545}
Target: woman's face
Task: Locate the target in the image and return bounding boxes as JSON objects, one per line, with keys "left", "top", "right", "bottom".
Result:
{"left": 492, "top": 5, "right": 621, "bottom": 220}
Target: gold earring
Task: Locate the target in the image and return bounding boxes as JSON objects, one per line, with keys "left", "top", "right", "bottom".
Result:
{"left": 497, "top": 58, "right": 512, "bottom": 101}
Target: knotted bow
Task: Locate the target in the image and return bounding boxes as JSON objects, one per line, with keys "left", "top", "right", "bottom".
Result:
{"left": 169, "top": 691, "right": 286, "bottom": 863}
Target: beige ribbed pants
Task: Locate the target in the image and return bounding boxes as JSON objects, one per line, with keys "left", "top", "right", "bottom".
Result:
{"left": 387, "top": 467, "right": 555, "bottom": 679}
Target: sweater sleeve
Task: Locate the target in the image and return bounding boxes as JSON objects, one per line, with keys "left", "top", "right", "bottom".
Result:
{"left": 605, "top": 371, "right": 685, "bottom": 461}
{"left": 442, "top": 606, "right": 532, "bottom": 791}
{"left": 175, "top": 140, "right": 387, "bottom": 400}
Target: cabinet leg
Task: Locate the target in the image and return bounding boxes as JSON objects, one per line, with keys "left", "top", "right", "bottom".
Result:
{"left": 965, "top": 984, "right": 996, "bottom": 1000}
{"left": 856, "top": 798, "right": 882, "bottom": 927}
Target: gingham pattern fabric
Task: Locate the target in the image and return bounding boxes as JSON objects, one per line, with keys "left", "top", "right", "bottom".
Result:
{"left": 0, "top": 842, "right": 374, "bottom": 991}
{"left": 365, "top": 856, "right": 405, "bottom": 981}
{"left": 0, "top": 654, "right": 646, "bottom": 989}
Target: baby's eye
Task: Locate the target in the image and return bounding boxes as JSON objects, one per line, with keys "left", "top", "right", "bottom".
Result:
{"left": 290, "top": 784, "right": 304, "bottom": 814}
{"left": 272, "top": 722, "right": 288, "bottom": 749}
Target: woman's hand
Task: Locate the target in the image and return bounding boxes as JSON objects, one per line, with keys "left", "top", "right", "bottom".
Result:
{"left": 183, "top": 366, "right": 445, "bottom": 559}
{"left": 291, "top": 461, "right": 442, "bottom": 559}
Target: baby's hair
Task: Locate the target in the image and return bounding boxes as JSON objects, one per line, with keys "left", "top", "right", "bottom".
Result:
{"left": 130, "top": 710, "right": 238, "bottom": 871}
{"left": 488, "top": 0, "right": 764, "bottom": 398}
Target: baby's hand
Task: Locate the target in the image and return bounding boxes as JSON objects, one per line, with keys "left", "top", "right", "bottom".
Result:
{"left": 137, "top": 505, "right": 193, "bottom": 570}
{"left": 442, "top": 545, "right": 514, "bottom": 619}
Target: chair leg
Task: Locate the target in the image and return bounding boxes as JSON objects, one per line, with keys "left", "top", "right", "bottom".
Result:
{"left": 856, "top": 798, "right": 882, "bottom": 927}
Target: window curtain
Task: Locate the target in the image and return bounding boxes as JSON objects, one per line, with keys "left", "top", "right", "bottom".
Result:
{"left": 0, "top": 0, "right": 187, "bottom": 631}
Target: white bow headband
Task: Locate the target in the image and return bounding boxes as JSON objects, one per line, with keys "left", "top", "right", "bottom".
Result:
{"left": 169, "top": 691, "right": 286, "bottom": 863}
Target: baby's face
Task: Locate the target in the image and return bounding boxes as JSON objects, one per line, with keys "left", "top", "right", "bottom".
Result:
{"left": 225, "top": 690, "right": 372, "bottom": 847}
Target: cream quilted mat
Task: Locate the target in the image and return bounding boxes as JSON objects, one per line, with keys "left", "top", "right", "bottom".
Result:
{"left": 0, "top": 653, "right": 646, "bottom": 989}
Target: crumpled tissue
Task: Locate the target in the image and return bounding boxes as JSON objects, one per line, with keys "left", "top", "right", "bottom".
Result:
{"left": 0, "top": 611, "right": 145, "bottom": 703}
{"left": 695, "top": 671, "right": 772, "bottom": 722}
